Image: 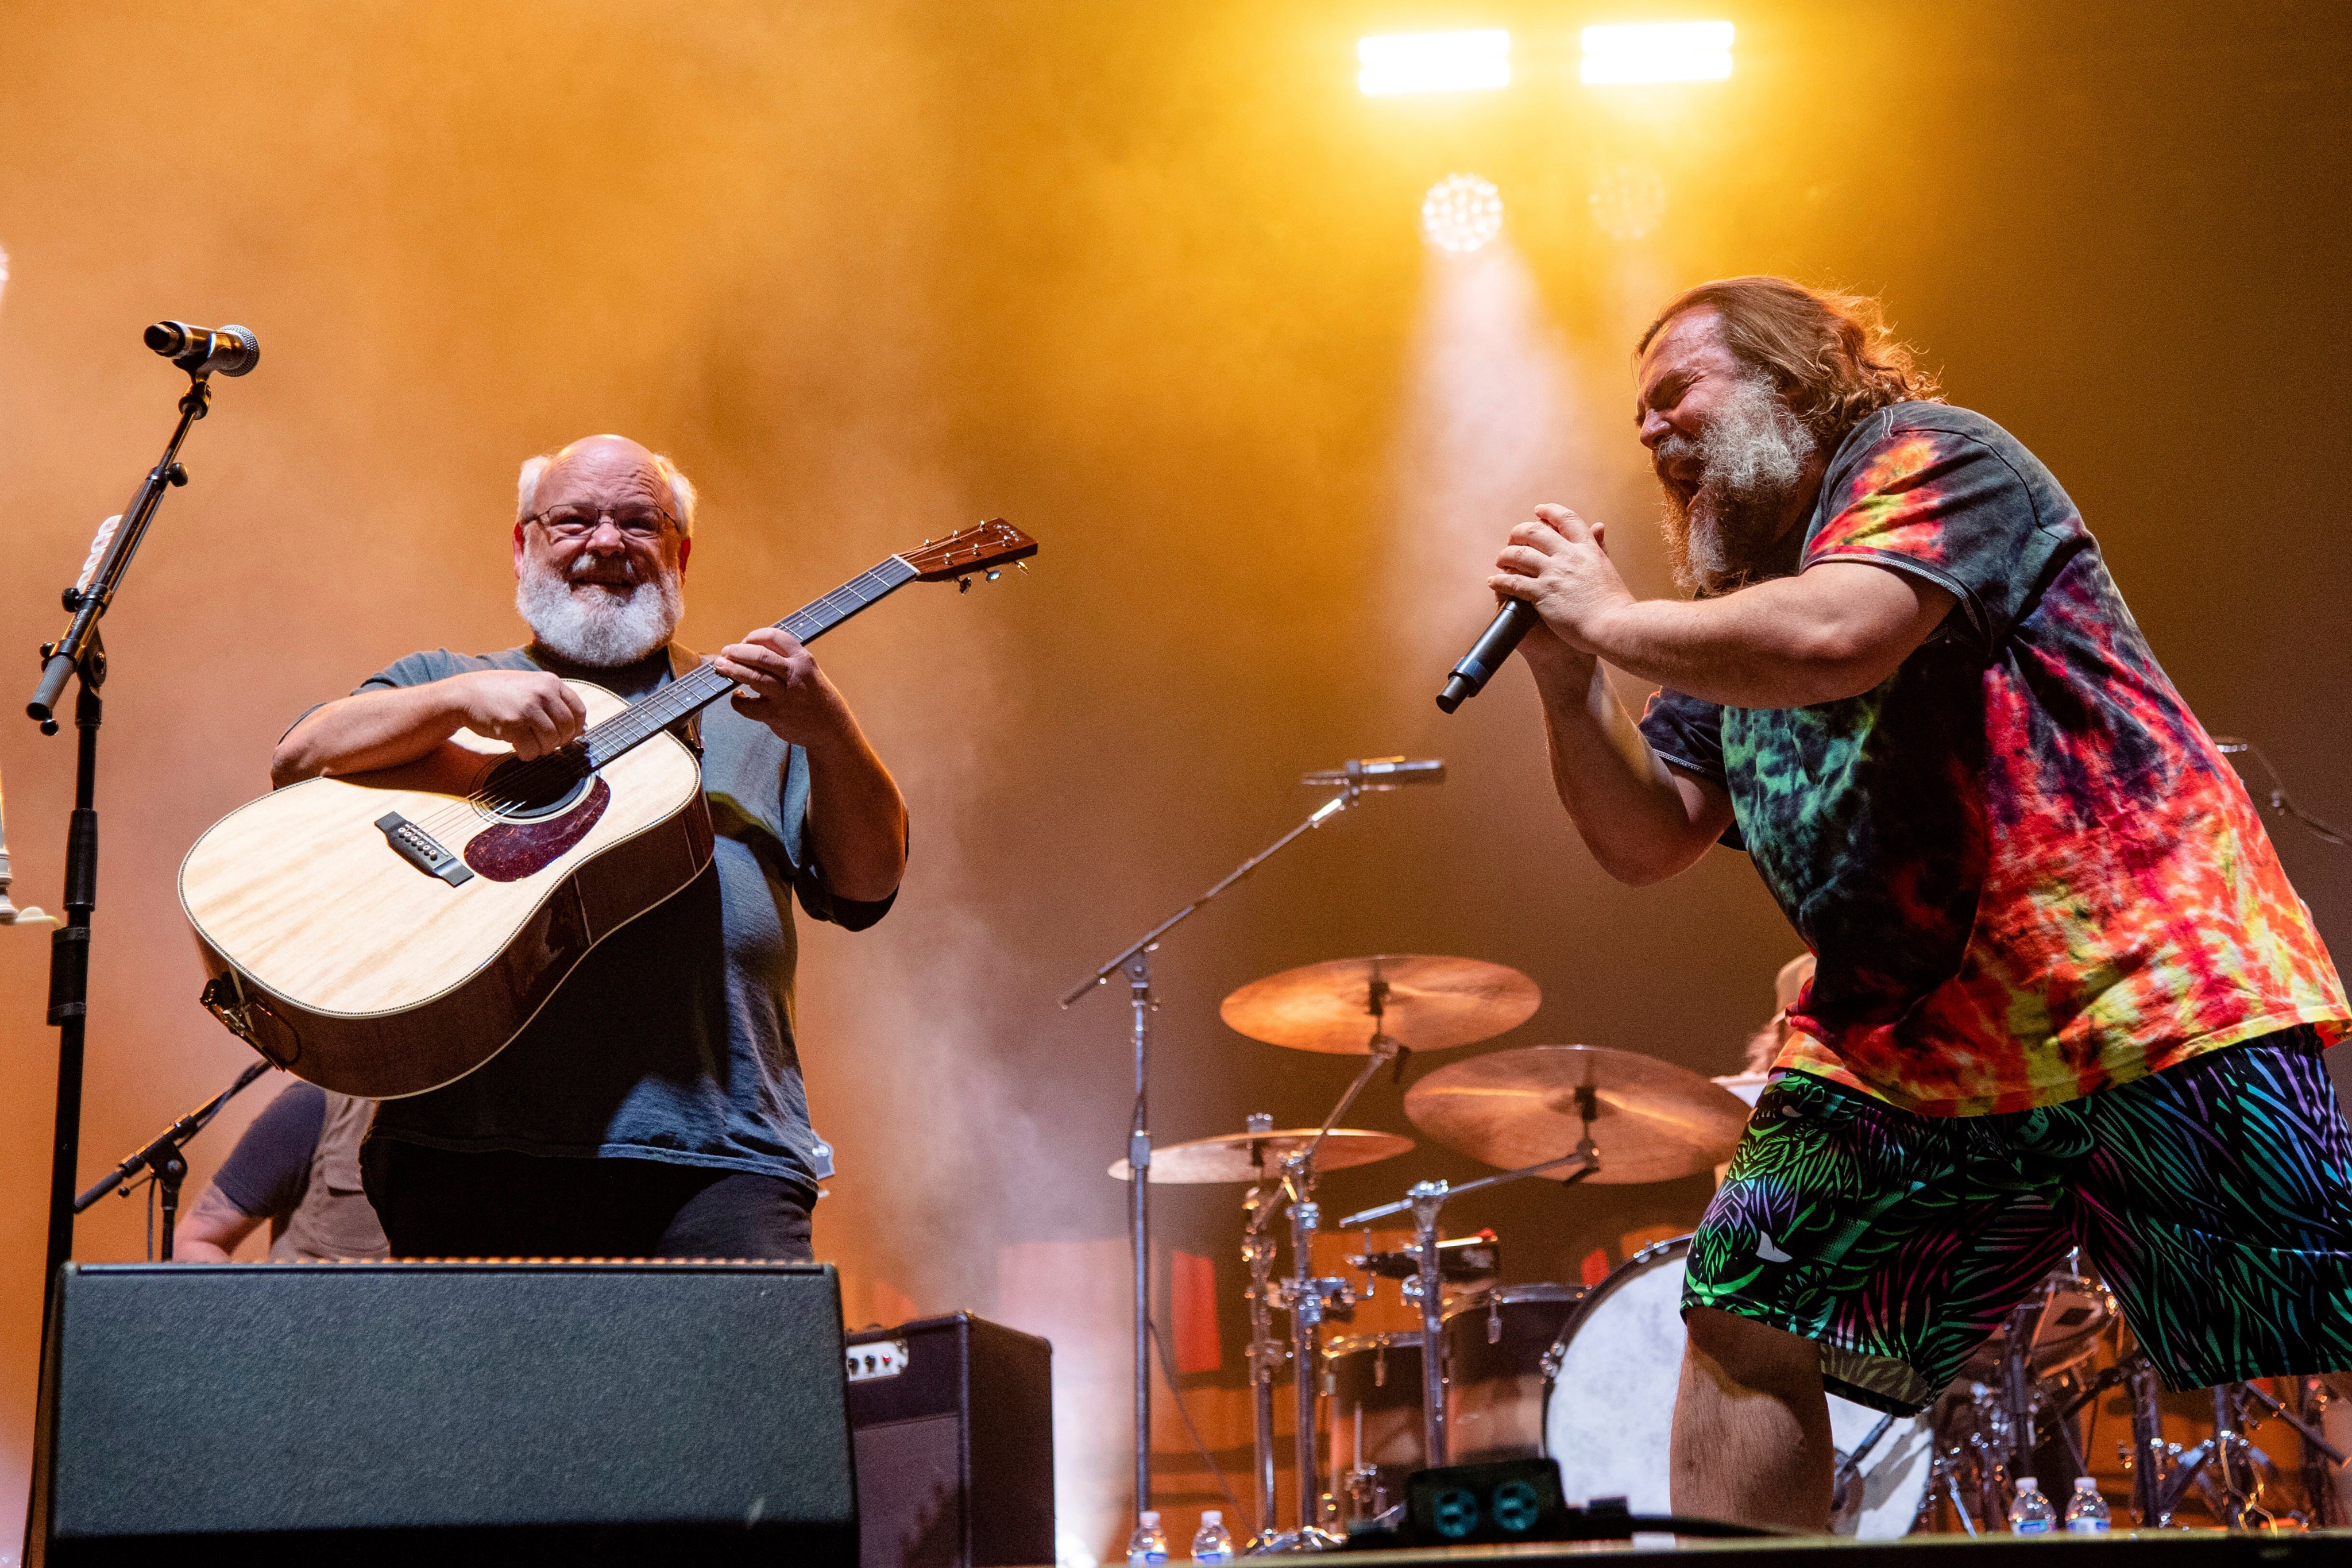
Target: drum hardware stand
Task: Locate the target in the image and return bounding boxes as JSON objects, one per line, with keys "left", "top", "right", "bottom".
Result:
{"left": 1257, "top": 1015, "right": 1407, "bottom": 1552}
{"left": 1062, "top": 768, "right": 1397, "bottom": 1523}
{"left": 72, "top": 1060, "right": 271, "bottom": 1257}
{"left": 2118, "top": 1355, "right": 2308, "bottom": 1528}
{"left": 1238, "top": 1119, "right": 1284, "bottom": 1549}
{"left": 1342, "top": 1104, "right": 1601, "bottom": 1474}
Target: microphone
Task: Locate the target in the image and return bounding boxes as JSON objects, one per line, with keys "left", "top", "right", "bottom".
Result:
{"left": 144, "top": 320, "right": 260, "bottom": 377}
{"left": 1301, "top": 756, "right": 1446, "bottom": 790}
{"left": 1436, "top": 598, "right": 1540, "bottom": 713}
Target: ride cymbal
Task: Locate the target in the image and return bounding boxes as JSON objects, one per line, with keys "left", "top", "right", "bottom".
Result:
{"left": 1403, "top": 1044, "right": 1749, "bottom": 1184}
{"left": 1219, "top": 954, "right": 1539, "bottom": 1055}
{"left": 1107, "top": 1127, "right": 1414, "bottom": 1184}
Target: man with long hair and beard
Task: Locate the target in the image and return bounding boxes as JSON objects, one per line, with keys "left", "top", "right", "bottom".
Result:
{"left": 1489, "top": 277, "right": 2352, "bottom": 1529}
{"left": 273, "top": 434, "right": 907, "bottom": 1261}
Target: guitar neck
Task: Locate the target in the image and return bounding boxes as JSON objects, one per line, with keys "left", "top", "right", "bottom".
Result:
{"left": 581, "top": 554, "right": 920, "bottom": 768}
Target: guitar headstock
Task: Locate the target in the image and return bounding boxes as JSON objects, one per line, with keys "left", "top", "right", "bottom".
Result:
{"left": 900, "top": 519, "right": 1038, "bottom": 583}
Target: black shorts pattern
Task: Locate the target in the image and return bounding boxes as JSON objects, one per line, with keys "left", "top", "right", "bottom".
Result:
{"left": 1684, "top": 1029, "right": 2352, "bottom": 1413}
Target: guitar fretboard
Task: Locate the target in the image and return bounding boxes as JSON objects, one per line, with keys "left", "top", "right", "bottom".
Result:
{"left": 582, "top": 554, "right": 921, "bottom": 768}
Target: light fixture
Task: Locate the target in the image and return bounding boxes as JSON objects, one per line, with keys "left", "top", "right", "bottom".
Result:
{"left": 1420, "top": 174, "right": 1505, "bottom": 255}
{"left": 1588, "top": 163, "right": 1668, "bottom": 240}
{"left": 1359, "top": 30, "right": 1511, "bottom": 96}
{"left": 1580, "top": 21, "right": 1735, "bottom": 84}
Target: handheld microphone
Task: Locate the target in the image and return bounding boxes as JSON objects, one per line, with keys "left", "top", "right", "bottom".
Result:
{"left": 144, "top": 320, "right": 260, "bottom": 377}
{"left": 1435, "top": 599, "right": 1540, "bottom": 713}
{"left": 1301, "top": 757, "right": 1446, "bottom": 789}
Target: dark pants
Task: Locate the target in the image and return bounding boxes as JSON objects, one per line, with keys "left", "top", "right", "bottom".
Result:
{"left": 361, "top": 1140, "right": 816, "bottom": 1262}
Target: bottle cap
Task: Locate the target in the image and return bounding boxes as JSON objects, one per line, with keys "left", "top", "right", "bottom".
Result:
{"left": 1202, "top": 1512, "right": 1222, "bottom": 1525}
{"left": 2015, "top": 1477, "right": 2037, "bottom": 1492}
{"left": 2075, "top": 1478, "right": 2098, "bottom": 1491}
{"left": 1140, "top": 1512, "right": 1161, "bottom": 1525}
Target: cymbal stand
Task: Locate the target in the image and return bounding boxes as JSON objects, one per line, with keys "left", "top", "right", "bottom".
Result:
{"left": 1262, "top": 1017, "right": 1403, "bottom": 1551}
{"left": 1061, "top": 773, "right": 1387, "bottom": 1523}
{"left": 1342, "top": 1111, "right": 1601, "bottom": 1472}
{"left": 1239, "top": 1118, "right": 1283, "bottom": 1548}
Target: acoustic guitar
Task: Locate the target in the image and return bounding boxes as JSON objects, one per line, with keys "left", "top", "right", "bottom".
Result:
{"left": 181, "top": 519, "right": 1037, "bottom": 1099}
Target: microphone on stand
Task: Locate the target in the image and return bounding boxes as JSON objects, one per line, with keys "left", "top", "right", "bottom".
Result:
{"left": 1436, "top": 600, "right": 1541, "bottom": 713}
{"left": 144, "top": 320, "right": 260, "bottom": 378}
{"left": 1301, "top": 757, "right": 1446, "bottom": 789}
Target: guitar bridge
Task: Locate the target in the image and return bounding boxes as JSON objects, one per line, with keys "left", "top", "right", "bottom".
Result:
{"left": 376, "top": 812, "right": 474, "bottom": 887}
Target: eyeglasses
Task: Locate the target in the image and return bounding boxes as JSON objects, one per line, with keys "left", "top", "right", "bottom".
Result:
{"left": 527, "top": 505, "right": 678, "bottom": 542}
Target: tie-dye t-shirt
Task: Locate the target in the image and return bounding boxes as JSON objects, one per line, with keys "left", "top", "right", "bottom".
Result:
{"left": 1639, "top": 402, "right": 2347, "bottom": 1117}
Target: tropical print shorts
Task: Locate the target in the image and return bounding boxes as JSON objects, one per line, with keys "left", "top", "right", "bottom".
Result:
{"left": 1685, "top": 1027, "right": 2352, "bottom": 1413}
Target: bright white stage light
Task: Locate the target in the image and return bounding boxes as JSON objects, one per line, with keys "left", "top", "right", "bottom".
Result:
{"left": 1420, "top": 173, "right": 1505, "bottom": 256}
{"left": 1359, "top": 30, "right": 1511, "bottom": 96}
{"left": 1581, "top": 21, "right": 1734, "bottom": 84}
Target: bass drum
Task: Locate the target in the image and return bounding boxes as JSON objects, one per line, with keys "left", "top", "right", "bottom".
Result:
{"left": 1541, "top": 1235, "right": 1934, "bottom": 1539}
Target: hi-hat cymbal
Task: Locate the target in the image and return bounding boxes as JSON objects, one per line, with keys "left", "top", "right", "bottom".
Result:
{"left": 1219, "top": 955, "right": 1540, "bottom": 1055}
{"left": 1403, "top": 1044, "right": 1749, "bottom": 1184}
{"left": 1108, "top": 1127, "right": 1414, "bottom": 1185}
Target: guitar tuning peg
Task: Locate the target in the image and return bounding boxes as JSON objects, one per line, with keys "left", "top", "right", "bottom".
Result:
{"left": 986, "top": 569, "right": 1001, "bottom": 581}
{"left": 1015, "top": 561, "right": 1029, "bottom": 575}
{"left": 957, "top": 576, "right": 972, "bottom": 593}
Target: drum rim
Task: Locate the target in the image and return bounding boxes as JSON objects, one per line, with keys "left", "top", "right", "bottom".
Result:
{"left": 1323, "top": 1329, "right": 1424, "bottom": 1358}
{"left": 1539, "top": 1232, "right": 1692, "bottom": 1387}
{"left": 1438, "top": 1281, "right": 1589, "bottom": 1322}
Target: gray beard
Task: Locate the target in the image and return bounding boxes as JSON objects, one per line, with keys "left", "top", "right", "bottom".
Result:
{"left": 1656, "top": 376, "right": 1818, "bottom": 596}
{"left": 515, "top": 558, "right": 683, "bottom": 667}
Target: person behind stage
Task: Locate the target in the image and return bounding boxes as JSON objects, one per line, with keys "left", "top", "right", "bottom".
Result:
{"left": 1486, "top": 276, "right": 2352, "bottom": 1530}
{"left": 173, "top": 1081, "right": 389, "bottom": 1262}
{"left": 271, "top": 434, "right": 907, "bottom": 1262}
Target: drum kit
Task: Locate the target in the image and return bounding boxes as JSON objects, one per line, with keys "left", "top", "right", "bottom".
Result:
{"left": 1114, "top": 951, "right": 1943, "bottom": 1549}
{"left": 1111, "top": 951, "right": 2352, "bottom": 1547}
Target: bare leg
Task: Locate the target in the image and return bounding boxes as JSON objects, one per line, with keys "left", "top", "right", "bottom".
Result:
{"left": 1671, "top": 1306, "right": 1835, "bottom": 1531}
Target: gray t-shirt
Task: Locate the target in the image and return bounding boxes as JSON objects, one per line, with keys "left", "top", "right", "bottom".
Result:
{"left": 353, "top": 644, "right": 893, "bottom": 1194}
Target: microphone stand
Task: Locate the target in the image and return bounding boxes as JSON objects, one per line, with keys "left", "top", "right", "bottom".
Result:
{"left": 25, "top": 366, "right": 218, "bottom": 1323}
{"left": 1059, "top": 768, "right": 1402, "bottom": 1525}
{"left": 75, "top": 1060, "right": 273, "bottom": 1259}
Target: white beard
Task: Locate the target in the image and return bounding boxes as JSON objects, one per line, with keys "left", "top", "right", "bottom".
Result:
{"left": 1657, "top": 374, "right": 1818, "bottom": 596}
{"left": 515, "top": 557, "right": 683, "bottom": 667}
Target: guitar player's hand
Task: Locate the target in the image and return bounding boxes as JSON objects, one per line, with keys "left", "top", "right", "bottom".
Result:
{"left": 453, "top": 670, "right": 588, "bottom": 760}
{"left": 714, "top": 628, "right": 848, "bottom": 746}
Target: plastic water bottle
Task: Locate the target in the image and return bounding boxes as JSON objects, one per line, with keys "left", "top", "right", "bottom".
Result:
{"left": 1127, "top": 1511, "right": 1170, "bottom": 1566}
{"left": 2007, "top": 1477, "right": 2056, "bottom": 1534}
{"left": 2064, "top": 1478, "right": 2111, "bottom": 1533}
{"left": 1191, "top": 1511, "right": 1235, "bottom": 1562}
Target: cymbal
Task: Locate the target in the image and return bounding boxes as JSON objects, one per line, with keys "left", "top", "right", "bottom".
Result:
{"left": 1219, "top": 955, "right": 1540, "bottom": 1055}
{"left": 1108, "top": 1127, "right": 1415, "bottom": 1185}
{"left": 1403, "top": 1044, "right": 1749, "bottom": 1184}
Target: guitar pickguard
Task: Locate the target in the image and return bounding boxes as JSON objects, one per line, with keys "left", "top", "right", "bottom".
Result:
{"left": 462, "top": 778, "right": 612, "bottom": 882}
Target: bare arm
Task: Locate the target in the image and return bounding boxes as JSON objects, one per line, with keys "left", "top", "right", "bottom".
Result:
{"left": 1523, "top": 638, "right": 1735, "bottom": 886}
{"left": 170, "top": 1183, "right": 265, "bottom": 1263}
{"left": 1493, "top": 506, "right": 1956, "bottom": 709}
{"left": 716, "top": 629, "right": 909, "bottom": 903}
{"left": 271, "top": 670, "right": 589, "bottom": 788}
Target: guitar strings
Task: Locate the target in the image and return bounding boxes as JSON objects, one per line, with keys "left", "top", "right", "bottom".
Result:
{"left": 400, "top": 560, "right": 916, "bottom": 842}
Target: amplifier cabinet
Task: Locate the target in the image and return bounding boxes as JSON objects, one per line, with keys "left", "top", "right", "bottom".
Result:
{"left": 847, "top": 1312, "right": 1053, "bottom": 1568}
{"left": 32, "top": 1261, "right": 858, "bottom": 1566}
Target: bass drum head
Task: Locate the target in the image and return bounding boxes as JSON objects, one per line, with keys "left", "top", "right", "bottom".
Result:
{"left": 1540, "top": 1235, "right": 1935, "bottom": 1539}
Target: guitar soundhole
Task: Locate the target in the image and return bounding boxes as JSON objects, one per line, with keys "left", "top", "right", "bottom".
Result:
{"left": 479, "top": 751, "right": 593, "bottom": 822}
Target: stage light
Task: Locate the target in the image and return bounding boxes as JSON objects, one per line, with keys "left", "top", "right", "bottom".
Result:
{"left": 1588, "top": 163, "right": 1667, "bottom": 240}
{"left": 1360, "top": 30, "right": 1511, "bottom": 96}
{"left": 1420, "top": 174, "right": 1505, "bottom": 255}
{"left": 1580, "top": 21, "right": 1734, "bottom": 84}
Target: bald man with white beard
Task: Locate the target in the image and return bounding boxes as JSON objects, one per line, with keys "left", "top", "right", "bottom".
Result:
{"left": 274, "top": 435, "right": 907, "bottom": 1261}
